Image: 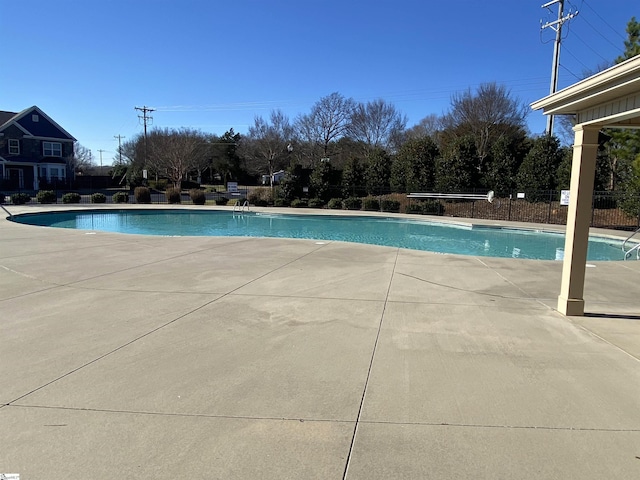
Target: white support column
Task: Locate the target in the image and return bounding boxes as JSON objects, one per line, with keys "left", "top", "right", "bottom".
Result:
{"left": 557, "top": 125, "right": 600, "bottom": 316}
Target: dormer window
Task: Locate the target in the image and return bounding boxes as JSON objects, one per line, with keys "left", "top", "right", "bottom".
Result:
{"left": 43, "top": 141, "right": 62, "bottom": 157}
{"left": 8, "top": 139, "right": 20, "bottom": 154}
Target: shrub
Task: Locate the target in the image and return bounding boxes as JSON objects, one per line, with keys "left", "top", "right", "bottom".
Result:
{"left": 189, "top": 188, "right": 206, "bottom": 205}
{"left": 362, "top": 197, "right": 380, "bottom": 211}
{"left": 343, "top": 197, "right": 362, "bottom": 210}
{"left": 62, "top": 192, "right": 81, "bottom": 204}
{"left": 91, "top": 193, "right": 106, "bottom": 204}
{"left": 134, "top": 186, "right": 152, "bottom": 204}
{"left": 405, "top": 204, "right": 423, "bottom": 214}
{"left": 291, "top": 199, "right": 307, "bottom": 208}
{"left": 112, "top": 191, "right": 129, "bottom": 203}
{"left": 422, "top": 200, "right": 445, "bottom": 215}
{"left": 327, "top": 198, "right": 343, "bottom": 209}
{"left": 166, "top": 187, "right": 181, "bottom": 204}
{"left": 36, "top": 190, "right": 57, "bottom": 204}
{"left": 274, "top": 198, "right": 290, "bottom": 207}
{"left": 148, "top": 179, "right": 168, "bottom": 191}
{"left": 307, "top": 198, "right": 324, "bottom": 208}
{"left": 381, "top": 199, "right": 400, "bottom": 212}
{"left": 11, "top": 192, "right": 31, "bottom": 205}
{"left": 215, "top": 197, "right": 229, "bottom": 206}
{"left": 248, "top": 188, "right": 272, "bottom": 206}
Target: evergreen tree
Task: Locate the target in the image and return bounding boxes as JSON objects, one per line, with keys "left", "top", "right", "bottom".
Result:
{"left": 309, "top": 160, "right": 334, "bottom": 201}
{"left": 605, "top": 16, "right": 640, "bottom": 193}
{"left": 435, "top": 135, "right": 477, "bottom": 192}
{"left": 390, "top": 137, "right": 439, "bottom": 192}
{"left": 483, "top": 134, "right": 528, "bottom": 193}
{"left": 516, "top": 136, "right": 565, "bottom": 200}
{"left": 365, "top": 148, "right": 391, "bottom": 195}
{"left": 341, "top": 157, "right": 366, "bottom": 197}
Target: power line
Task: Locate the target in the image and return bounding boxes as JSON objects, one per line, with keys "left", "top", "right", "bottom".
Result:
{"left": 580, "top": 0, "right": 626, "bottom": 41}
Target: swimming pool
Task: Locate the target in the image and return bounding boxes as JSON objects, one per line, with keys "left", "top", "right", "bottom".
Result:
{"left": 11, "top": 209, "right": 629, "bottom": 261}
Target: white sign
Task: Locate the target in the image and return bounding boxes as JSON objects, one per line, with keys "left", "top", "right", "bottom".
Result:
{"left": 517, "top": 192, "right": 525, "bottom": 199}
{"left": 142, "top": 169, "right": 148, "bottom": 179}
{"left": 227, "top": 182, "right": 238, "bottom": 193}
{"left": 560, "top": 190, "right": 570, "bottom": 206}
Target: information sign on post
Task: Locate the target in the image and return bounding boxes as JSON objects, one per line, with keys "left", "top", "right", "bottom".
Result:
{"left": 560, "top": 190, "right": 570, "bottom": 206}
{"left": 227, "top": 182, "right": 238, "bottom": 193}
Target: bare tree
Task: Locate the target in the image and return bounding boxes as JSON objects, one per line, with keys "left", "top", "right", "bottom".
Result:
{"left": 147, "top": 127, "right": 209, "bottom": 189}
{"left": 238, "top": 110, "right": 294, "bottom": 186}
{"left": 67, "top": 142, "right": 94, "bottom": 176}
{"left": 295, "top": 92, "right": 356, "bottom": 163}
{"left": 349, "top": 99, "right": 407, "bottom": 154}
{"left": 442, "top": 83, "right": 528, "bottom": 170}
{"left": 405, "top": 114, "right": 443, "bottom": 141}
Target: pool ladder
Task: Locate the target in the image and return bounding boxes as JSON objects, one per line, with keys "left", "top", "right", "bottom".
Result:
{"left": 622, "top": 226, "right": 640, "bottom": 260}
{"left": 233, "top": 200, "right": 250, "bottom": 214}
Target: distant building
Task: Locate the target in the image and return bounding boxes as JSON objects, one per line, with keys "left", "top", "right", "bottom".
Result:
{"left": 0, "top": 106, "right": 76, "bottom": 190}
{"left": 261, "top": 169, "right": 285, "bottom": 185}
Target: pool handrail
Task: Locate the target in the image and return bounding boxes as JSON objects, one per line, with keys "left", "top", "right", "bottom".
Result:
{"left": 1, "top": 203, "right": 13, "bottom": 219}
{"left": 622, "top": 226, "right": 640, "bottom": 260}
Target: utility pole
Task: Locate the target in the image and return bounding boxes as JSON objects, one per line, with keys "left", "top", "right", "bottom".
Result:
{"left": 134, "top": 106, "right": 155, "bottom": 169}
{"left": 541, "top": 0, "right": 578, "bottom": 137}
{"left": 97, "top": 149, "right": 106, "bottom": 172}
{"left": 114, "top": 134, "right": 125, "bottom": 165}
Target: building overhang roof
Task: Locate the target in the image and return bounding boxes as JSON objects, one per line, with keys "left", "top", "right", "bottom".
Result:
{"left": 531, "top": 55, "right": 640, "bottom": 129}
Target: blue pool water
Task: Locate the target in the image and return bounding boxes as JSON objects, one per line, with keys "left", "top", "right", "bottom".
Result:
{"left": 12, "top": 209, "right": 628, "bottom": 261}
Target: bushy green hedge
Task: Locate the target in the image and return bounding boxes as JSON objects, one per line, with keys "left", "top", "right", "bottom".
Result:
{"left": 215, "top": 197, "right": 229, "bottom": 205}
{"left": 405, "top": 204, "right": 423, "bottom": 214}
{"left": 166, "top": 187, "right": 181, "bottom": 204}
{"left": 362, "top": 197, "right": 380, "bottom": 211}
{"left": 134, "top": 186, "right": 151, "bottom": 204}
{"left": 274, "top": 198, "right": 290, "bottom": 207}
{"left": 36, "top": 190, "right": 56, "bottom": 204}
{"left": 327, "top": 198, "right": 343, "bottom": 209}
{"left": 189, "top": 188, "right": 206, "bottom": 205}
{"left": 422, "top": 200, "right": 445, "bottom": 215}
{"left": 343, "top": 197, "right": 362, "bottom": 210}
{"left": 291, "top": 199, "right": 307, "bottom": 208}
{"left": 62, "top": 192, "right": 81, "bottom": 204}
{"left": 112, "top": 191, "right": 129, "bottom": 203}
{"left": 91, "top": 193, "right": 106, "bottom": 204}
{"left": 11, "top": 193, "right": 31, "bottom": 205}
{"left": 307, "top": 198, "right": 324, "bottom": 208}
{"left": 381, "top": 199, "right": 400, "bottom": 212}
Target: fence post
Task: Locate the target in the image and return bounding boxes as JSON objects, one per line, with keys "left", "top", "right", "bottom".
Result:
{"left": 508, "top": 194, "right": 512, "bottom": 221}
{"left": 547, "top": 190, "right": 553, "bottom": 223}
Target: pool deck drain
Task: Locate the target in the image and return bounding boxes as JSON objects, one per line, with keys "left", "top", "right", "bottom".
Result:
{"left": 1, "top": 205, "right": 640, "bottom": 479}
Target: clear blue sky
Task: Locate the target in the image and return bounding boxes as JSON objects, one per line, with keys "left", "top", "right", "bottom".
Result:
{"left": 2, "top": 0, "right": 636, "bottom": 165}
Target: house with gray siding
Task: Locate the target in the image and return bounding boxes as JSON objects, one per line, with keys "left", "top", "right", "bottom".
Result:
{"left": 0, "top": 106, "right": 76, "bottom": 190}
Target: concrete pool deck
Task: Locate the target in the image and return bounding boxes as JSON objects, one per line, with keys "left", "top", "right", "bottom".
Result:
{"left": 1, "top": 204, "right": 640, "bottom": 479}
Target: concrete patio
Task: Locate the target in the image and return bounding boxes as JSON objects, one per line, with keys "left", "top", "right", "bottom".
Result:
{"left": 1, "top": 205, "right": 639, "bottom": 479}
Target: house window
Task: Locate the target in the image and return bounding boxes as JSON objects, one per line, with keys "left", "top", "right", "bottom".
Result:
{"left": 32, "top": 114, "right": 39, "bottom": 122}
{"left": 8, "top": 139, "right": 20, "bottom": 154}
{"left": 43, "top": 141, "right": 62, "bottom": 157}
